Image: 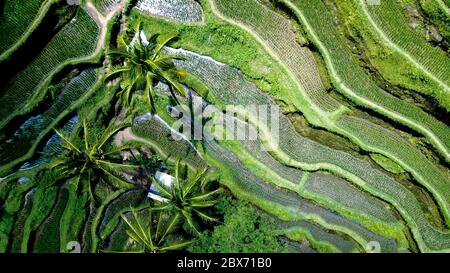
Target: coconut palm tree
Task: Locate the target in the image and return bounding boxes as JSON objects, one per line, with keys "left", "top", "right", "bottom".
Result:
{"left": 105, "top": 19, "right": 186, "bottom": 113}
{"left": 151, "top": 163, "right": 222, "bottom": 235}
{"left": 49, "top": 118, "right": 139, "bottom": 204}
{"left": 121, "top": 208, "right": 192, "bottom": 253}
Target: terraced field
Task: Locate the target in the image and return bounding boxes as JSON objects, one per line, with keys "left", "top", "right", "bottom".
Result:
{"left": 135, "top": 0, "right": 204, "bottom": 23}
{"left": 361, "top": 0, "right": 450, "bottom": 94}
{"left": 0, "top": 0, "right": 449, "bottom": 254}
{"left": 0, "top": 9, "right": 100, "bottom": 130}
{"left": 279, "top": 0, "right": 450, "bottom": 162}
{"left": 161, "top": 49, "right": 449, "bottom": 252}
{"left": 205, "top": 0, "right": 450, "bottom": 224}
{"left": 163, "top": 109, "right": 401, "bottom": 252}
{"left": 0, "top": 69, "right": 100, "bottom": 175}
{"left": 0, "top": 0, "right": 57, "bottom": 61}
{"left": 94, "top": 0, "right": 121, "bottom": 15}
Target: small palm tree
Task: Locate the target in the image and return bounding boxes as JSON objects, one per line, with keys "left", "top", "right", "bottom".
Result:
{"left": 121, "top": 208, "right": 191, "bottom": 253}
{"left": 151, "top": 163, "right": 222, "bottom": 235}
{"left": 50, "top": 119, "right": 139, "bottom": 204}
{"left": 105, "top": 19, "right": 186, "bottom": 113}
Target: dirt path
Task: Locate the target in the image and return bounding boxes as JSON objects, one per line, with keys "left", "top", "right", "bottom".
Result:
{"left": 115, "top": 127, "right": 137, "bottom": 146}
{"left": 85, "top": 0, "right": 125, "bottom": 52}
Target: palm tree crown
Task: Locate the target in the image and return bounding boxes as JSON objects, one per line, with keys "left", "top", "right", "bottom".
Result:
{"left": 151, "top": 163, "right": 222, "bottom": 235}
{"left": 121, "top": 208, "right": 192, "bottom": 253}
{"left": 106, "top": 20, "right": 186, "bottom": 112}
{"left": 50, "top": 119, "right": 138, "bottom": 204}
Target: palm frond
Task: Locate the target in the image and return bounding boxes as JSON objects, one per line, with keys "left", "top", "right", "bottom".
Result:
{"left": 190, "top": 188, "right": 222, "bottom": 202}
{"left": 181, "top": 209, "right": 200, "bottom": 235}
{"left": 155, "top": 210, "right": 164, "bottom": 241}
{"left": 159, "top": 240, "right": 192, "bottom": 252}
{"left": 158, "top": 213, "right": 181, "bottom": 245}
{"left": 154, "top": 54, "right": 185, "bottom": 67}
{"left": 105, "top": 66, "right": 131, "bottom": 80}
{"left": 152, "top": 203, "right": 174, "bottom": 212}
{"left": 152, "top": 33, "right": 179, "bottom": 60}
{"left": 121, "top": 210, "right": 153, "bottom": 250}
{"left": 190, "top": 200, "right": 218, "bottom": 208}
{"left": 96, "top": 160, "right": 139, "bottom": 170}
{"left": 97, "top": 165, "right": 133, "bottom": 190}
{"left": 83, "top": 119, "right": 90, "bottom": 152}
{"left": 92, "top": 121, "right": 131, "bottom": 154}
{"left": 86, "top": 170, "right": 97, "bottom": 205}
{"left": 122, "top": 85, "right": 133, "bottom": 108}
{"left": 117, "top": 34, "right": 128, "bottom": 50}
{"left": 194, "top": 209, "right": 219, "bottom": 223}
{"left": 150, "top": 176, "right": 173, "bottom": 199}
{"left": 54, "top": 129, "right": 81, "bottom": 154}
{"left": 182, "top": 168, "right": 208, "bottom": 199}
{"left": 145, "top": 72, "right": 156, "bottom": 113}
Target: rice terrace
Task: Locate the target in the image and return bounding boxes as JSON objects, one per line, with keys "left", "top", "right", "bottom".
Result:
{"left": 0, "top": 0, "right": 449, "bottom": 255}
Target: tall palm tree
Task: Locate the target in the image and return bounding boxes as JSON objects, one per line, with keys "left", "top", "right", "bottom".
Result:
{"left": 151, "top": 163, "right": 222, "bottom": 235}
{"left": 105, "top": 19, "right": 187, "bottom": 113}
{"left": 49, "top": 118, "right": 139, "bottom": 204}
{"left": 121, "top": 208, "right": 191, "bottom": 253}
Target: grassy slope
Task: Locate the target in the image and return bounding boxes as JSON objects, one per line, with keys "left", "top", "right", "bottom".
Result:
{"left": 361, "top": 0, "right": 450, "bottom": 96}
{"left": 195, "top": 0, "right": 450, "bottom": 227}
{"left": 0, "top": 0, "right": 57, "bottom": 61}
{"left": 0, "top": 9, "right": 100, "bottom": 131}
{"left": 168, "top": 52, "right": 445, "bottom": 251}
{"left": 133, "top": 1, "right": 450, "bottom": 252}
{"left": 136, "top": 3, "right": 450, "bottom": 221}
{"left": 333, "top": 0, "right": 449, "bottom": 110}
{"left": 0, "top": 69, "right": 100, "bottom": 176}
{"left": 280, "top": 0, "right": 450, "bottom": 164}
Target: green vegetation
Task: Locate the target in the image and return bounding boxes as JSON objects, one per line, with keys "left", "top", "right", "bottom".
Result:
{"left": 148, "top": 47, "right": 446, "bottom": 251}
{"left": 280, "top": 0, "right": 450, "bottom": 163}
{"left": 106, "top": 19, "right": 186, "bottom": 112}
{"left": 332, "top": 0, "right": 449, "bottom": 110}
{"left": 94, "top": 0, "right": 121, "bottom": 16}
{"left": 0, "top": 0, "right": 57, "bottom": 61}
{"left": 33, "top": 188, "right": 68, "bottom": 253}
{"left": 131, "top": 103, "right": 398, "bottom": 252}
{"left": 121, "top": 208, "right": 192, "bottom": 253}
{"left": 59, "top": 178, "right": 89, "bottom": 252}
{"left": 197, "top": 133, "right": 400, "bottom": 252}
{"left": 0, "top": 9, "right": 100, "bottom": 130}
{"left": 211, "top": 0, "right": 342, "bottom": 113}
{"left": 131, "top": 113, "right": 209, "bottom": 171}
{"left": 115, "top": 163, "right": 222, "bottom": 253}
{"left": 49, "top": 118, "right": 138, "bottom": 203}
{"left": 135, "top": 0, "right": 204, "bottom": 23}
{"left": 283, "top": 221, "right": 358, "bottom": 253}
{"left": 0, "top": 69, "right": 99, "bottom": 175}
{"left": 361, "top": 0, "right": 450, "bottom": 95}
{"left": 419, "top": 0, "right": 450, "bottom": 43}
{"left": 20, "top": 180, "right": 59, "bottom": 252}
{"left": 150, "top": 162, "right": 222, "bottom": 235}
{"left": 99, "top": 189, "right": 148, "bottom": 240}
{"left": 155, "top": 0, "right": 450, "bottom": 234}
{"left": 369, "top": 154, "right": 405, "bottom": 174}
{"left": 0, "top": 0, "right": 449, "bottom": 254}
{"left": 188, "top": 197, "right": 288, "bottom": 253}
